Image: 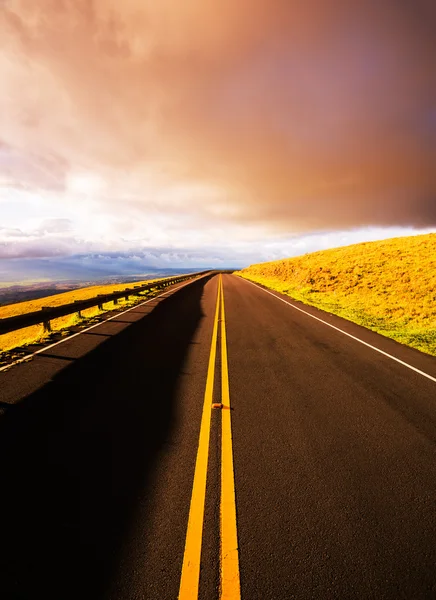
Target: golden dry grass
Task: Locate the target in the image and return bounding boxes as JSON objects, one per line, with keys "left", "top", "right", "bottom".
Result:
{"left": 236, "top": 233, "right": 436, "bottom": 356}
{"left": 0, "top": 277, "right": 164, "bottom": 353}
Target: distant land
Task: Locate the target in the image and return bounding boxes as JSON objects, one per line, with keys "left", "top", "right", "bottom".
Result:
{"left": 0, "top": 268, "right": 202, "bottom": 306}
{"left": 0, "top": 253, "right": 222, "bottom": 286}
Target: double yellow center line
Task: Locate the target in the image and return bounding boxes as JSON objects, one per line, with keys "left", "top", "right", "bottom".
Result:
{"left": 178, "top": 275, "right": 241, "bottom": 600}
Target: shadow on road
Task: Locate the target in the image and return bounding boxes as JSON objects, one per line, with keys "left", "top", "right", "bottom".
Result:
{"left": 0, "top": 276, "right": 211, "bottom": 600}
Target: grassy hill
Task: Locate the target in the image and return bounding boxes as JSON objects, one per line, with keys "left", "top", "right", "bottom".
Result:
{"left": 0, "top": 277, "right": 163, "bottom": 355}
{"left": 236, "top": 233, "right": 436, "bottom": 356}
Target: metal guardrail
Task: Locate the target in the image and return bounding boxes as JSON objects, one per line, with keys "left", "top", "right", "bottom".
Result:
{"left": 0, "top": 271, "right": 210, "bottom": 336}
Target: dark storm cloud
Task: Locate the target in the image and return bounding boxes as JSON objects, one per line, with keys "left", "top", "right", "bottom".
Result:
{"left": 0, "top": 0, "right": 435, "bottom": 241}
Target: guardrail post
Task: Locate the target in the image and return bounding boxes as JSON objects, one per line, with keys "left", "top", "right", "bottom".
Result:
{"left": 74, "top": 300, "right": 82, "bottom": 319}
{"left": 41, "top": 307, "right": 52, "bottom": 332}
{"left": 97, "top": 295, "right": 105, "bottom": 311}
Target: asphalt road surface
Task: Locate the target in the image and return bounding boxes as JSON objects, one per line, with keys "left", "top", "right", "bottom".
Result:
{"left": 0, "top": 273, "right": 435, "bottom": 600}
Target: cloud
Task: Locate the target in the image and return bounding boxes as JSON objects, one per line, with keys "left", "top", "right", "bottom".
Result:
{"left": 36, "top": 218, "right": 73, "bottom": 234}
{"left": 0, "top": 218, "right": 75, "bottom": 257}
{"left": 0, "top": 0, "right": 435, "bottom": 263}
{"left": 0, "top": 227, "right": 33, "bottom": 239}
{"left": 0, "top": 236, "right": 83, "bottom": 259}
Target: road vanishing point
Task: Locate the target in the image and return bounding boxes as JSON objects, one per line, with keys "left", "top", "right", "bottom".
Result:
{"left": 1, "top": 273, "right": 435, "bottom": 599}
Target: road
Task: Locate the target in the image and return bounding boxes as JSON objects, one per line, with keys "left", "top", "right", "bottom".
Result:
{"left": 0, "top": 273, "right": 435, "bottom": 599}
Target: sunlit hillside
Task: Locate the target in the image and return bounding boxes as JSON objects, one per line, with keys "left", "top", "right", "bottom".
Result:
{"left": 0, "top": 277, "right": 164, "bottom": 355}
{"left": 236, "top": 233, "right": 436, "bottom": 356}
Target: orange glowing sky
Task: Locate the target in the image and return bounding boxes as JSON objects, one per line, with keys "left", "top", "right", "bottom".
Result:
{"left": 0, "top": 0, "right": 435, "bottom": 272}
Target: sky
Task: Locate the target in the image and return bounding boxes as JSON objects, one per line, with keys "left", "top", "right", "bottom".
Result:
{"left": 1, "top": 0, "right": 436, "bottom": 279}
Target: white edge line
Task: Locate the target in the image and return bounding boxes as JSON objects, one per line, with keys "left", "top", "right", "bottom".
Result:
{"left": 240, "top": 276, "right": 436, "bottom": 384}
{"left": 0, "top": 277, "right": 202, "bottom": 373}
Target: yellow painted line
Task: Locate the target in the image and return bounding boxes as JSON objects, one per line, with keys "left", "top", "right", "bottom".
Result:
{"left": 220, "top": 275, "right": 241, "bottom": 600}
{"left": 178, "top": 276, "right": 222, "bottom": 600}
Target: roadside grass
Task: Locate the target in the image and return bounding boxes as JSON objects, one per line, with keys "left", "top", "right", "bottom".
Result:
{"left": 236, "top": 233, "right": 436, "bottom": 357}
{"left": 0, "top": 277, "right": 165, "bottom": 355}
